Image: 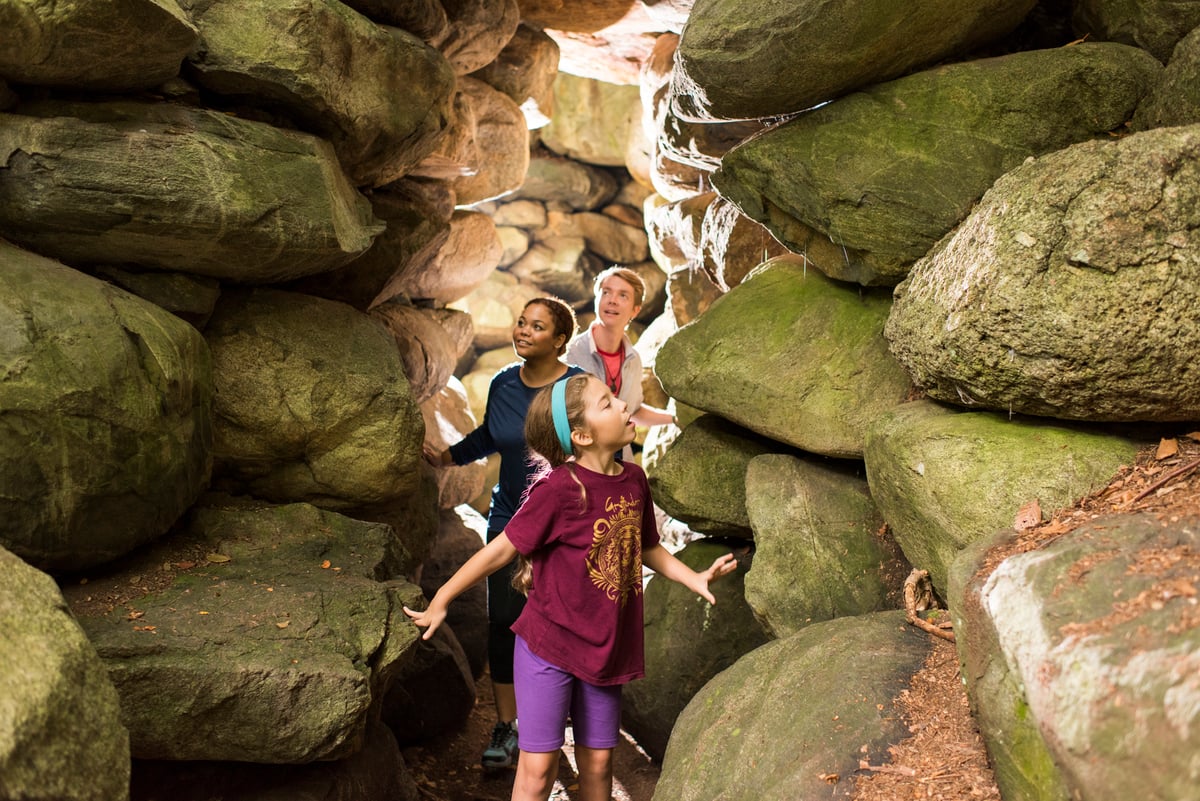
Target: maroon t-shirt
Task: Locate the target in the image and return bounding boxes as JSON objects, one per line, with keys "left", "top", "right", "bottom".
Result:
{"left": 506, "top": 461, "right": 660, "bottom": 686}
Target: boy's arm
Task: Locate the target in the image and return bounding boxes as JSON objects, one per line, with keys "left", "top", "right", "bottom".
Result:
{"left": 403, "top": 533, "right": 519, "bottom": 639}
{"left": 642, "top": 544, "right": 737, "bottom": 605}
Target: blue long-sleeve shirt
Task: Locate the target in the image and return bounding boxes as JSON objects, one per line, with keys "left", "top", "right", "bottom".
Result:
{"left": 449, "top": 362, "right": 585, "bottom": 531}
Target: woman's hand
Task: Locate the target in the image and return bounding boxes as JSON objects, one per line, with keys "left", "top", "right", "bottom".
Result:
{"left": 422, "top": 443, "right": 449, "bottom": 467}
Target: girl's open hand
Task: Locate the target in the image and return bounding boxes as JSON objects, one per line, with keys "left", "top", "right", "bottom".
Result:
{"left": 693, "top": 552, "right": 739, "bottom": 604}
{"left": 403, "top": 603, "right": 446, "bottom": 640}
{"left": 704, "top": 552, "right": 738, "bottom": 583}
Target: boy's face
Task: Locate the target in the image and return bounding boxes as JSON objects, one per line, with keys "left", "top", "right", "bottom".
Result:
{"left": 594, "top": 275, "right": 641, "bottom": 331}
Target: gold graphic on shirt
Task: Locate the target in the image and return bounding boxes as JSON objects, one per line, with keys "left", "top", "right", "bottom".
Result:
{"left": 587, "top": 494, "right": 644, "bottom": 607}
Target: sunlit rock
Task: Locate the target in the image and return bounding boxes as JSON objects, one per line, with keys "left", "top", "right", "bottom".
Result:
{"left": 951, "top": 510, "right": 1200, "bottom": 801}
{"left": 654, "top": 611, "right": 932, "bottom": 801}
{"left": 657, "top": 256, "right": 912, "bottom": 458}
{"left": 540, "top": 72, "right": 642, "bottom": 167}
{"left": 0, "top": 547, "right": 129, "bottom": 801}
{"left": 671, "top": 0, "right": 1037, "bottom": 120}
{"left": 745, "top": 454, "right": 905, "bottom": 639}
{"left": 420, "top": 382, "right": 488, "bottom": 511}
{"left": 865, "top": 400, "right": 1138, "bottom": 595}
{"left": 377, "top": 210, "right": 502, "bottom": 306}
{"left": 713, "top": 43, "right": 1162, "bottom": 286}
{"left": 0, "top": 0, "right": 196, "bottom": 91}
{"left": 0, "top": 244, "right": 211, "bottom": 572}
{"left": 887, "top": 124, "right": 1200, "bottom": 421}
{"left": 0, "top": 100, "right": 383, "bottom": 283}
{"left": 180, "top": 0, "right": 456, "bottom": 187}
{"left": 62, "top": 499, "right": 422, "bottom": 763}
{"left": 205, "top": 289, "right": 422, "bottom": 509}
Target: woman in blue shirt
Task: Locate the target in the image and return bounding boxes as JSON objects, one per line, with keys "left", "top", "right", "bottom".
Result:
{"left": 424, "top": 295, "right": 583, "bottom": 770}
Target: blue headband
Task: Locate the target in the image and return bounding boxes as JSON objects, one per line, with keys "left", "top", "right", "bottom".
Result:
{"left": 551, "top": 378, "right": 574, "bottom": 456}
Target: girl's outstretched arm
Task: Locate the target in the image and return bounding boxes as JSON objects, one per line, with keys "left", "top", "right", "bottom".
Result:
{"left": 642, "top": 544, "right": 737, "bottom": 605}
{"left": 403, "top": 532, "right": 519, "bottom": 640}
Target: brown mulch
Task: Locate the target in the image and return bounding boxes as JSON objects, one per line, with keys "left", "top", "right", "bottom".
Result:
{"left": 850, "top": 431, "right": 1200, "bottom": 801}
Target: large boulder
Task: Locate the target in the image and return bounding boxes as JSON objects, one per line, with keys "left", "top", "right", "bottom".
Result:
{"left": 179, "top": 0, "right": 456, "bottom": 187}
{"left": 886, "top": 124, "right": 1200, "bottom": 422}
{"left": 623, "top": 539, "right": 768, "bottom": 762}
{"left": 437, "top": 0, "right": 520, "bottom": 76}
{"left": 0, "top": 100, "right": 382, "bottom": 283}
{"left": 540, "top": 72, "right": 642, "bottom": 167}
{"left": 341, "top": 0, "right": 448, "bottom": 43}
{"left": 656, "top": 256, "right": 913, "bottom": 458}
{"left": 0, "top": 0, "right": 197, "bottom": 91}
{"left": 646, "top": 414, "right": 781, "bottom": 538}
{"left": 952, "top": 511, "right": 1200, "bottom": 801}
{"left": 204, "top": 289, "right": 423, "bottom": 509}
{"left": 0, "top": 244, "right": 211, "bottom": 572}
{"left": 947, "top": 529, "right": 1072, "bottom": 801}
{"left": 440, "top": 77, "right": 530, "bottom": 206}
{"left": 0, "top": 548, "right": 129, "bottom": 801}
{"left": 654, "top": 611, "right": 932, "bottom": 801}
{"left": 864, "top": 400, "right": 1139, "bottom": 595}
{"left": 1134, "top": 25, "right": 1200, "bottom": 130}
{"left": 62, "top": 499, "right": 422, "bottom": 763}
{"left": 377, "top": 209, "right": 503, "bottom": 306}
{"left": 712, "top": 43, "right": 1162, "bottom": 286}
{"left": 511, "top": 151, "right": 619, "bottom": 210}
{"left": 369, "top": 301, "right": 471, "bottom": 405}
{"left": 1072, "top": 0, "right": 1200, "bottom": 62}
{"left": 670, "top": 0, "right": 1037, "bottom": 120}
{"left": 744, "top": 454, "right": 904, "bottom": 638}
{"left": 470, "top": 24, "right": 560, "bottom": 129}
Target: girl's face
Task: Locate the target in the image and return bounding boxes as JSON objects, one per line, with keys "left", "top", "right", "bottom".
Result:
{"left": 579, "top": 376, "right": 635, "bottom": 451}
{"left": 513, "top": 302, "right": 566, "bottom": 360}
{"left": 594, "top": 274, "right": 641, "bottom": 331}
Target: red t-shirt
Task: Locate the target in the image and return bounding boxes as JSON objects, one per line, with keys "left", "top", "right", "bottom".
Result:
{"left": 506, "top": 461, "right": 660, "bottom": 686}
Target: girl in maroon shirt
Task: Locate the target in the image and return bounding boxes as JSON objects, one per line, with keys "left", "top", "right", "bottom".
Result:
{"left": 406, "top": 373, "right": 736, "bottom": 801}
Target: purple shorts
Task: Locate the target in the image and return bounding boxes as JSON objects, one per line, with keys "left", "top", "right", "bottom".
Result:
{"left": 513, "top": 636, "right": 622, "bottom": 752}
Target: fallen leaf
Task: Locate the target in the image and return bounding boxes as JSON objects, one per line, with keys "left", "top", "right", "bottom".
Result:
{"left": 176, "top": 560, "right": 196, "bottom": 570}
{"left": 1183, "top": 432, "right": 1200, "bottom": 442}
{"left": 819, "top": 772, "right": 840, "bottom": 784}
{"left": 206, "top": 553, "right": 231, "bottom": 563}
{"left": 1156, "top": 438, "right": 1179, "bottom": 460}
{"left": 199, "top": 611, "right": 210, "bottom": 615}
{"left": 1013, "top": 499, "right": 1042, "bottom": 531}
{"left": 276, "top": 621, "right": 290, "bottom": 629}
{"left": 320, "top": 559, "right": 332, "bottom": 569}
{"left": 133, "top": 625, "right": 157, "bottom": 632}
{"left": 127, "top": 610, "right": 145, "bottom": 620}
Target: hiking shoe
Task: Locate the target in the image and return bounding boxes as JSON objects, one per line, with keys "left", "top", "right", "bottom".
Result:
{"left": 481, "top": 721, "right": 518, "bottom": 769}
